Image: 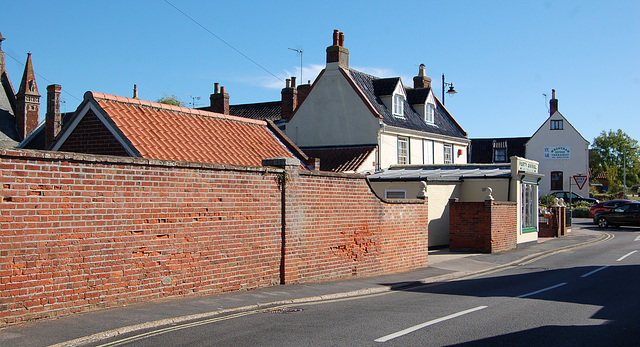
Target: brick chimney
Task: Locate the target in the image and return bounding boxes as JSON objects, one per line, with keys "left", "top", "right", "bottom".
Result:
{"left": 281, "top": 77, "right": 298, "bottom": 121}
{"left": 15, "top": 53, "right": 40, "bottom": 140}
{"left": 296, "top": 81, "right": 311, "bottom": 109}
{"left": 45, "top": 84, "right": 61, "bottom": 148}
{"left": 0, "top": 32, "right": 5, "bottom": 75}
{"left": 210, "top": 82, "right": 229, "bottom": 115}
{"left": 549, "top": 89, "right": 558, "bottom": 115}
{"left": 326, "top": 29, "right": 349, "bottom": 69}
{"left": 413, "top": 64, "right": 432, "bottom": 89}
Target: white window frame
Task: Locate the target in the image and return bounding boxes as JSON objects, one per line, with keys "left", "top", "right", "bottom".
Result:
{"left": 444, "top": 144, "right": 453, "bottom": 164}
{"left": 385, "top": 189, "right": 407, "bottom": 199}
{"left": 398, "top": 136, "right": 409, "bottom": 165}
{"left": 493, "top": 148, "right": 507, "bottom": 162}
{"left": 423, "top": 139, "right": 434, "bottom": 164}
{"left": 393, "top": 94, "right": 404, "bottom": 117}
{"left": 550, "top": 119, "right": 563, "bottom": 130}
{"left": 425, "top": 103, "right": 435, "bottom": 124}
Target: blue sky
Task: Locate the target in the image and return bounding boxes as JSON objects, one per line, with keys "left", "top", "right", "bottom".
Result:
{"left": 2, "top": 0, "right": 638, "bottom": 144}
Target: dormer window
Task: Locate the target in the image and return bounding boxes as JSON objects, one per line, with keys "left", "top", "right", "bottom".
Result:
{"left": 393, "top": 94, "right": 404, "bottom": 117}
{"left": 425, "top": 103, "right": 435, "bottom": 124}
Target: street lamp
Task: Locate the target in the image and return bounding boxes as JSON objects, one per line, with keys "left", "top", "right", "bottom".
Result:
{"left": 623, "top": 147, "right": 638, "bottom": 198}
{"left": 442, "top": 74, "right": 457, "bottom": 106}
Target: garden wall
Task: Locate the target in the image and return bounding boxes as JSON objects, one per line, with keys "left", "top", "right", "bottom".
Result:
{"left": 0, "top": 149, "right": 427, "bottom": 325}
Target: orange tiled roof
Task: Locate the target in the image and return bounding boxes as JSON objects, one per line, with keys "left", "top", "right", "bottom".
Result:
{"left": 88, "top": 92, "right": 298, "bottom": 167}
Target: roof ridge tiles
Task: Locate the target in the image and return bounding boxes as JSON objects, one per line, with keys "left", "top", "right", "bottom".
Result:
{"left": 86, "top": 91, "right": 267, "bottom": 126}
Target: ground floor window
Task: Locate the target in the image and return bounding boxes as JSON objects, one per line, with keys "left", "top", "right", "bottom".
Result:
{"left": 521, "top": 183, "right": 537, "bottom": 233}
{"left": 385, "top": 189, "right": 407, "bottom": 199}
{"left": 551, "top": 171, "right": 563, "bottom": 190}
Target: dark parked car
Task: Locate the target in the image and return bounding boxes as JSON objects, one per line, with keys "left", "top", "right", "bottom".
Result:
{"left": 549, "top": 191, "right": 599, "bottom": 205}
{"left": 589, "top": 199, "right": 635, "bottom": 218}
{"left": 594, "top": 202, "right": 640, "bottom": 228}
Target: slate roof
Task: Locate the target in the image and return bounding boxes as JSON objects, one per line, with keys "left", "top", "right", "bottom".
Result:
{"left": 345, "top": 69, "right": 467, "bottom": 139}
{"left": 301, "top": 145, "right": 376, "bottom": 172}
{"left": 229, "top": 101, "right": 281, "bottom": 121}
{"left": 19, "top": 112, "right": 75, "bottom": 150}
{"left": 368, "top": 164, "right": 511, "bottom": 182}
{"left": 469, "top": 137, "right": 529, "bottom": 164}
{"left": 55, "top": 92, "right": 307, "bottom": 167}
{"left": 0, "top": 70, "right": 19, "bottom": 148}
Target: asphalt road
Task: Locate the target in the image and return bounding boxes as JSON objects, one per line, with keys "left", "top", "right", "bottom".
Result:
{"left": 92, "top": 227, "right": 640, "bottom": 346}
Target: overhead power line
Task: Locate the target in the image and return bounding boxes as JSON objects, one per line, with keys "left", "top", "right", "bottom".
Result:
{"left": 163, "top": 0, "right": 283, "bottom": 83}
{"left": 4, "top": 52, "right": 82, "bottom": 102}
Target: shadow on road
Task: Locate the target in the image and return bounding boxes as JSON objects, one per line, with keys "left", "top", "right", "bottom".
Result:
{"left": 384, "top": 264, "right": 640, "bottom": 344}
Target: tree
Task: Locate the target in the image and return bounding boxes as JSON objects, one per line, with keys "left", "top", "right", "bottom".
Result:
{"left": 590, "top": 129, "right": 639, "bottom": 194}
{"left": 156, "top": 93, "right": 184, "bottom": 107}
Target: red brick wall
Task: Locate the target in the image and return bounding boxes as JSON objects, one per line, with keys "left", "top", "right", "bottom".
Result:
{"left": 449, "top": 200, "right": 516, "bottom": 253}
{"left": 58, "top": 110, "right": 130, "bottom": 156}
{"left": 283, "top": 171, "right": 428, "bottom": 283}
{"left": 0, "top": 149, "right": 427, "bottom": 325}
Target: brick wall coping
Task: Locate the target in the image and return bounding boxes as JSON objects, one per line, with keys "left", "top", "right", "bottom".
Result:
{"left": 1, "top": 148, "right": 428, "bottom": 205}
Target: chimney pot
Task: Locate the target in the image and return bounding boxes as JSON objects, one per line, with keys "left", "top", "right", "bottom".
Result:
{"left": 214, "top": 82, "right": 220, "bottom": 94}
{"left": 339, "top": 32, "right": 345, "bottom": 47}
{"left": 332, "top": 29, "right": 339, "bottom": 46}
{"left": 291, "top": 76, "right": 296, "bottom": 88}
{"left": 133, "top": 84, "right": 138, "bottom": 99}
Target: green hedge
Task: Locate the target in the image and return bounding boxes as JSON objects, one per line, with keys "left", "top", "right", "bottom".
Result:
{"left": 570, "top": 206, "right": 590, "bottom": 218}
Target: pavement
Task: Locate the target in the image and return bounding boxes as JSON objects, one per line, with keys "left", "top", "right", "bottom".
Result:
{"left": 0, "top": 219, "right": 606, "bottom": 347}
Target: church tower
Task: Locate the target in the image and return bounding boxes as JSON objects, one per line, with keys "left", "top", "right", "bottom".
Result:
{"left": 15, "top": 53, "right": 40, "bottom": 139}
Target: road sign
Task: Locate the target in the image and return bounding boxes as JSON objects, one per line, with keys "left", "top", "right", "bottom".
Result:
{"left": 573, "top": 175, "right": 587, "bottom": 190}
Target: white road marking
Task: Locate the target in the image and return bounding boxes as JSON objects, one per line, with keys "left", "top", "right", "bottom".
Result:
{"left": 581, "top": 266, "right": 610, "bottom": 278}
{"left": 517, "top": 282, "right": 567, "bottom": 298}
{"left": 616, "top": 250, "right": 638, "bottom": 262}
{"left": 634, "top": 235, "right": 640, "bottom": 242}
{"left": 374, "top": 306, "right": 488, "bottom": 343}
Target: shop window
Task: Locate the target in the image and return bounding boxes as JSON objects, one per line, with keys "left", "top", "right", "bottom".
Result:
{"left": 444, "top": 144, "right": 453, "bottom": 164}
{"left": 550, "top": 120, "right": 563, "bottom": 130}
{"left": 398, "top": 136, "right": 409, "bottom": 165}
{"left": 551, "top": 171, "right": 563, "bottom": 190}
{"left": 521, "top": 183, "right": 538, "bottom": 233}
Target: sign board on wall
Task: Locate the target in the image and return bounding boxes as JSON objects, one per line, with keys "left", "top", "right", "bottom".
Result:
{"left": 544, "top": 146, "right": 571, "bottom": 159}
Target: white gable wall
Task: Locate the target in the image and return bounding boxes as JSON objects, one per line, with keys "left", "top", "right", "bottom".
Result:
{"left": 526, "top": 111, "right": 590, "bottom": 196}
{"left": 285, "top": 68, "right": 379, "bottom": 147}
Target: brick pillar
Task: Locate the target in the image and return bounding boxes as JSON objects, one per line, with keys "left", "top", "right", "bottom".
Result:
{"left": 262, "top": 157, "right": 301, "bottom": 284}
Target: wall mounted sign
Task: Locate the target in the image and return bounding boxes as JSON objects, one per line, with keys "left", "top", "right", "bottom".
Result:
{"left": 544, "top": 146, "right": 571, "bottom": 159}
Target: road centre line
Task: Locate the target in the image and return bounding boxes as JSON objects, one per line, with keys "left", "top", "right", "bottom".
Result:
{"left": 616, "top": 250, "right": 638, "bottom": 262}
{"left": 517, "top": 282, "right": 567, "bottom": 298}
{"left": 581, "top": 266, "right": 610, "bottom": 278}
{"left": 374, "top": 306, "right": 488, "bottom": 343}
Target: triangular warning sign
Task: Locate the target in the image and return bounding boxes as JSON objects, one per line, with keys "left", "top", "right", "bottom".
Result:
{"left": 574, "top": 175, "right": 587, "bottom": 190}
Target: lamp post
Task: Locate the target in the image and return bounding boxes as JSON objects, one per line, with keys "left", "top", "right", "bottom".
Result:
{"left": 442, "top": 74, "right": 457, "bottom": 106}
{"left": 623, "top": 147, "right": 638, "bottom": 198}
